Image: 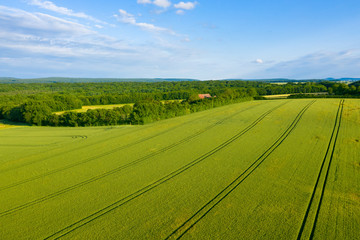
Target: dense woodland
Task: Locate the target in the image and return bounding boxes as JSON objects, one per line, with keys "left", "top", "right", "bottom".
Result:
{"left": 0, "top": 80, "right": 359, "bottom": 126}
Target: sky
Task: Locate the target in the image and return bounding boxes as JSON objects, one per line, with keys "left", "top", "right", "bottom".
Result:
{"left": 0, "top": 0, "right": 360, "bottom": 79}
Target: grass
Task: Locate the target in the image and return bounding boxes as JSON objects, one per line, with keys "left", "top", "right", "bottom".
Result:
{"left": 54, "top": 100, "right": 182, "bottom": 115}
{"left": 263, "top": 92, "right": 328, "bottom": 99}
{"left": 0, "top": 99, "right": 359, "bottom": 239}
{"left": 54, "top": 104, "right": 134, "bottom": 115}
{"left": 0, "top": 120, "right": 29, "bottom": 130}
{"left": 263, "top": 94, "right": 292, "bottom": 99}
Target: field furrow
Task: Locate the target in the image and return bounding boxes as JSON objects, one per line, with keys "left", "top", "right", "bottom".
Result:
{"left": 158, "top": 99, "right": 342, "bottom": 240}
{"left": 0, "top": 101, "right": 281, "bottom": 217}
{"left": 43, "top": 101, "right": 287, "bottom": 240}
{"left": 1, "top": 99, "right": 359, "bottom": 240}
{"left": 0, "top": 101, "right": 244, "bottom": 173}
{"left": 296, "top": 100, "right": 344, "bottom": 240}
{"left": 310, "top": 99, "right": 360, "bottom": 240}
{"left": 0, "top": 100, "right": 259, "bottom": 170}
{"left": 0, "top": 101, "right": 270, "bottom": 192}
{"left": 165, "top": 100, "right": 315, "bottom": 239}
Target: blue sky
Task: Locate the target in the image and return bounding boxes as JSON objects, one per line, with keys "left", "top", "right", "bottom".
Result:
{"left": 0, "top": 0, "right": 359, "bottom": 79}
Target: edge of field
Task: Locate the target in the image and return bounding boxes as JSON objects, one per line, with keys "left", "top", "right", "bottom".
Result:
{"left": 0, "top": 120, "right": 29, "bottom": 130}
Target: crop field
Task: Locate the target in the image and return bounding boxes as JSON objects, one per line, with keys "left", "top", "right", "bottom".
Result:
{"left": 0, "top": 120, "right": 28, "bottom": 130}
{"left": 0, "top": 99, "right": 359, "bottom": 239}
{"left": 54, "top": 100, "right": 181, "bottom": 115}
{"left": 54, "top": 104, "right": 134, "bottom": 115}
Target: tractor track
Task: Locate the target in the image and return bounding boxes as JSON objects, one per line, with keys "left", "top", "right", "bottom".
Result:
{"left": 0, "top": 101, "right": 270, "bottom": 192}
{"left": 43, "top": 101, "right": 287, "bottom": 240}
{"left": 296, "top": 99, "right": 344, "bottom": 240}
{"left": 0, "top": 124, "right": 171, "bottom": 174}
{"left": 0, "top": 102, "right": 284, "bottom": 217}
{"left": 165, "top": 100, "right": 315, "bottom": 240}
{"left": 0, "top": 105, "right": 220, "bottom": 174}
{"left": 1, "top": 100, "right": 259, "bottom": 173}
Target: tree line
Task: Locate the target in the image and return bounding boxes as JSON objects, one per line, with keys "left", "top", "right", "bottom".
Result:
{"left": 0, "top": 89, "right": 253, "bottom": 126}
{"left": 1, "top": 80, "right": 357, "bottom": 127}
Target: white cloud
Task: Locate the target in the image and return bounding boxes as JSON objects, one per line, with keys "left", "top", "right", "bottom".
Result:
{"left": 153, "top": 0, "right": 172, "bottom": 8}
{"left": 247, "top": 50, "right": 360, "bottom": 79}
{"left": 137, "top": 22, "right": 166, "bottom": 31}
{"left": 0, "top": 6, "right": 94, "bottom": 36}
{"left": 174, "top": 1, "right": 198, "bottom": 10}
{"left": 0, "top": 6, "right": 208, "bottom": 79}
{"left": 115, "top": 9, "right": 175, "bottom": 34}
{"left": 176, "top": 10, "right": 185, "bottom": 15}
{"left": 137, "top": 0, "right": 152, "bottom": 4}
{"left": 27, "top": 0, "right": 107, "bottom": 24}
{"left": 255, "top": 59, "right": 263, "bottom": 64}
{"left": 117, "top": 9, "right": 136, "bottom": 24}
{"left": 137, "top": 0, "right": 171, "bottom": 8}
{"left": 29, "top": 0, "right": 87, "bottom": 18}
{"left": 0, "top": 6, "right": 138, "bottom": 58}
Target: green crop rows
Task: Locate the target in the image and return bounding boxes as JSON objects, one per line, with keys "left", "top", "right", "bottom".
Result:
{"left": 0, "top": 99, "right": 359, "bottom": 239}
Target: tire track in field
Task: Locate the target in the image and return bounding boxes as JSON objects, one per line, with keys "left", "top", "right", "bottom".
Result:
{"left": 0, "top": 126, "right": 178, "bottom": 190}
{"left": 0, "top": 102, "right": 284, "bottom": 217}
{"left": 296, "top": 99, "right": 344, "bottom": 240}
{"left": 0, "top": 101, "right": 268, "bottom": 174}
{"left": 0, "top": 126, "right": 162, "bottom": 173}
{"left": 0, "top": 100, "right": 243, "bottom": 173}
{"left": 0, "top": 109, "right": 207, "bottom": 174}
{"left": 165, "top": 100, "right": 316, "bottom": 240}
{"left": 0, "top": 101, "right": 266, "bottom": 190}
{"left": 43, "top": 101, "right": 288, "bottom": 240}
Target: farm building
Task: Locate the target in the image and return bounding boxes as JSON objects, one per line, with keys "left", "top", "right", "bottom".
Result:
{"left": 198, "top": 94, "right": 212, "bottom": 99}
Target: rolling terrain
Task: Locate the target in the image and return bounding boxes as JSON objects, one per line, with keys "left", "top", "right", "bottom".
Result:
{"left": 0, "top": 99, "right": 359, "bottom": 239}
{"left": 0, "top": 77, "right": 199, "bottom": 83}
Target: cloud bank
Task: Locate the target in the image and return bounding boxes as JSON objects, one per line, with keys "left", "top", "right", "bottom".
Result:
{"left": 174, "top": 1, "right": 198, "bottom": 10}
{"left": 115, "top": 9, "right": 175, "bottom": 34}
{"left": 247, "top": 50, "right": 360, "bottom": 79}
{"left": 27, "top": 0, "right": 106, "bottom": 24}
{"left": 137, "top": 0, "right": 172, "bottom": 8}
{"left": 0, "top": 5, "right": 196, "bottom": 78}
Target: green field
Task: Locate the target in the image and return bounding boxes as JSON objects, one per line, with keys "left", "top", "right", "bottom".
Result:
{"left": 54, "top": 101, "right": 181, "bottom": 115}
{"left": 0, "top": 120, "right": 28, "bottom": 130}
{"left": 54, "top": 104, "right": 134, "bottom": 115}
{"left": 0, "top": 99, "right": 359, "bottom": 239}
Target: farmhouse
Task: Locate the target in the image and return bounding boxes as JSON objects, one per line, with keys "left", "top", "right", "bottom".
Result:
{"left": 198, "top": 93, "right": 212, "bottom": 99}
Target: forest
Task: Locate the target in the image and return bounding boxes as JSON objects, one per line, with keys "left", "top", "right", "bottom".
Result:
{"left": 0, "top": 80, "right": 359, "bottom": 127}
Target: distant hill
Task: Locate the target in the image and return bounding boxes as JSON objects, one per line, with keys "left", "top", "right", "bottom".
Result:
{"left": 223, "top": 78, "right": 324, "bottom": 83}
{"left": 0, "top": 77, "right": 19, "bottom": 82}
{"left": 225, "top": 78, "right": 360, "bottom": 83}
{"left": 0, "top": 77, "right": 199, "bottom": 83}
{"left": 325, "top": 78, "right": 360, "bottom": 82}
{"left": 2, "top": 77, "right": 360, "bottom": 84}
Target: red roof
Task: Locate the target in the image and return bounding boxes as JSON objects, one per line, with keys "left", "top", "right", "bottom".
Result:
{"left": 198, "top": 94, "right": 212, "bottom": 99}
